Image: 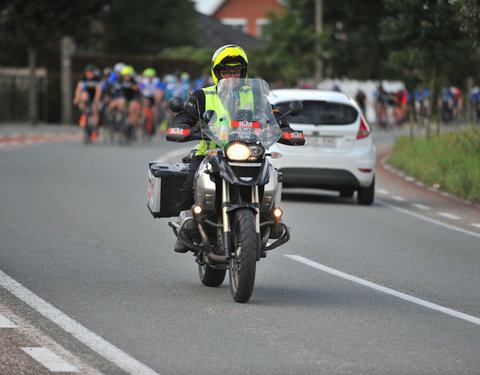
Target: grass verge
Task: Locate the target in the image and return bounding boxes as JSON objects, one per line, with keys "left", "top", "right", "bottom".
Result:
{"left": 388, "top": 126, "right": 480, "bottom": 203}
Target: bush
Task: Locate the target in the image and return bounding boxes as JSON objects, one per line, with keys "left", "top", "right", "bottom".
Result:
{"left": 388, "top": 127, "right": 480, "bottom": 203}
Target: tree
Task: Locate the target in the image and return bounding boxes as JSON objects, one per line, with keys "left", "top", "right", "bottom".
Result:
{"left": 0, "top": 0, "right": 107, "bottom": 124}
{"left": 102, "top": 0, "right": 198, "bottom": 54}
{"left": 257, "top": 0, "right": 392, "bottom": 85}
{"left": 321, "top": 0, "right": 392, "bottom": 80}
{"left": 456, "top": 0, "right": 480, "bottom": 41}
{"left": 380, "top": 0, "right": 478, "bottom": 134}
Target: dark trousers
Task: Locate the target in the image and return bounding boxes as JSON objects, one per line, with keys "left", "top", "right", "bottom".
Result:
{"left": 178, "top": 155, "right": 205, "bottom": 209}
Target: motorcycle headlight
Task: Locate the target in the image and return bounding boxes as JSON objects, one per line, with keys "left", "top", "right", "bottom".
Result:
{"left": 226, "top": 142, "right": 250, "bottom": 161}
{"left": 247, "top": 144, "right": 264, "bottom": 160}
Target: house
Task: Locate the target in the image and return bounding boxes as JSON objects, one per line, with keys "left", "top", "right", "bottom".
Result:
{"left": 196, "top": 12, "right": 263, "bottom": 49}
{"left": 195, "top": 0, "right": 284, "bottom": 39}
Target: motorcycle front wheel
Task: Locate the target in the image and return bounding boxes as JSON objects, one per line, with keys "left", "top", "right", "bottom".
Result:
{"left": 229, "top": 209, "right": 257, "bottom": 303}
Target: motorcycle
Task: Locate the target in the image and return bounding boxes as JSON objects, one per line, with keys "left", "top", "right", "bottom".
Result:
{"left": 148, "top": 78, "right": 304, "bottom": 303}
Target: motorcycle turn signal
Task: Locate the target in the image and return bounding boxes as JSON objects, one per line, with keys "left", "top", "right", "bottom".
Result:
{"left": 273, "top": 207, "right": 283, "bottom": 219}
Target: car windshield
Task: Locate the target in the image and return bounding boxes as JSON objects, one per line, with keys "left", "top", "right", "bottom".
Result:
{"left": 275, "top": 100, "right": 358, "bottom": 125}
{"left": 203, "top": 78, "right": 282, "bottom": 150}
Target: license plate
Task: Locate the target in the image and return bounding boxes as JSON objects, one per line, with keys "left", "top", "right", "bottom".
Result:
{"left": 308, "top": 136, "right": 336, "bottom": 148}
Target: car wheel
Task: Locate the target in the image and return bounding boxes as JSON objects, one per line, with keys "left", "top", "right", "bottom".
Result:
{"left": 357, "top": 177, "right": 375, "bottom": 205}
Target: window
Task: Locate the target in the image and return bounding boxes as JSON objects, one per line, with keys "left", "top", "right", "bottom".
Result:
{"left": 256, "top": 19, "right": 269, "bottom": 38}
{"left": 275, "top": 100, "right": 359, "bottom": 125}
{"left": 221, "top": 18, "right": 248, "bottom": 34}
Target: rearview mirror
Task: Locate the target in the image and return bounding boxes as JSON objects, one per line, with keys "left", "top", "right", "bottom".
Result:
{"left": 203, "top": 110, "right": 215, "bottom": 123}
{"left": 289, "top": 101, "right": 303, "bottom": 117}
{"left": 169, "top": 97, "right": 185, "bottom": 113}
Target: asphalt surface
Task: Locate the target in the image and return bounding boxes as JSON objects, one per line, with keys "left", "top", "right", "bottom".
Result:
{"left": 0, "top": 123, "right": 479, "bottom": 375}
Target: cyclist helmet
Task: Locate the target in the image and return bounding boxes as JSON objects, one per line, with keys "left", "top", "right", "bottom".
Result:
{"left": 114, "top": 62, "right": 126, "bottom": 73}
{"left": 143, "top": 68, "right": 156, "bottom": 77}
{"left": 211, "top": 44, "right": 248, "bottom": 85}
{"left": 121, "top": 65, "right": 135, "bottom": 76}
{"left": 85, "top": 64, "right": 98, "bottom": 73}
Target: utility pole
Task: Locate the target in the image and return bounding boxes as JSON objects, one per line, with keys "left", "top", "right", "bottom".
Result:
{"left": 28, "top": 47, "right": 37, "bottom": 126}
{"left": 314, "top": 0, "right": 323, "bottom": 88}
{"left": 61, "top": 36, "right": 74, "bottom": 125}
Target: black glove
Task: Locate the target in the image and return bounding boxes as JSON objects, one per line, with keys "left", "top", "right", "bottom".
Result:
{"left": 277, "top": 128, "right": 305, "bottom": 146}
{"left": 166, "top": 123, "right": 191, "bottom": 142}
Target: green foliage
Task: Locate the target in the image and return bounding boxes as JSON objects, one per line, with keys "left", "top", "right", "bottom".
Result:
{"left": 321, "top": 0, "right": 393, "bottom": 80}
{"left": 102, "top": 0, "right": 198, "bottom": 54}
{"left": 159, "top": 47, "right": 212, "bottom": 76}
{"left": 389, "top": 127, "right": 480, "bottom": 203}
{"left": 255, "top": 0, "right": 318, "bottom": 85}
{"left": 380, "top": 0, "right": 478, "bottom": 88}
{"left": 0, "top": 0, "right": 107, "bottom": 48}
{"left": 256, "top": 0, "right": 394, "bottom": 84}
{"left": 456, "top": 0, "right": 480, "bottom": 42}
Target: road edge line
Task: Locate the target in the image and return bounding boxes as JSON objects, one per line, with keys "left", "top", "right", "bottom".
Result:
{"left": 285, "top": 254, "right": 480, "bottom": 326}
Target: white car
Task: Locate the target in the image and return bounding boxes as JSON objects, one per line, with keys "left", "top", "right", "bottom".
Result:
{"left": 269, "top": 89, "right": 376, "bottom": 205}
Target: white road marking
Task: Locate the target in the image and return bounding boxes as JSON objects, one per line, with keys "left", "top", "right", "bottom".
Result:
{"left": 392, "top": 195, "right": 406, "bottom": 202}
{"left": 471, "top": 223, "right": 480, "bottom": 229}
{"left": 0, "top": 270, "right": 161, "bottom": 375}
{"left": 0, "top": 312, "right": 16, "bottom": 328}
{"left": 438, "top": 212, "right": 461, "bottom": 220}
{"left": 405, "top": 176, "right": 415, "bottom": 182}
{"left": 411, "top": 203, "right": 431, "bottom": 210}
{"left": 285, "top": 254, "right": 480, "bottom": 326}
{"left": 377, "top": 188, "right": 390, "bottom": 195}
{"left": 21, "top": 347, "right": 79, "bottom": 372}
{"left": 377, "top": 199, "right": 480, "bottom": 239}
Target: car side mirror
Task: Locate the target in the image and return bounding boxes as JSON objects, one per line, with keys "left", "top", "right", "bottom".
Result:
{"left": 169, "top": 97, "right": 184, "bottom": 113}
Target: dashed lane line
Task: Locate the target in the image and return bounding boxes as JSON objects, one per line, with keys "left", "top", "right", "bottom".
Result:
{"left": 0, "top": 312, "right": 16, "bottom": 328}
{"left": 0, "top": 270, "right": 161, "bottom": 375}
{"left": 21, "top": 347, "right": 79, "bottom": 373}
{"left": 438, "top": 212, "right": 461, "bottom": 220}
{"left": 377, "top": 199, "right": 480, "bottom": 239}
{"left": 376, "top": 185, "right": 480, "bottom": 234}
{"left": 285, "top": 254, "right": 480, "bottom": 326}
{"left": 411, "top": 203, "right": 430, "bottom": 210}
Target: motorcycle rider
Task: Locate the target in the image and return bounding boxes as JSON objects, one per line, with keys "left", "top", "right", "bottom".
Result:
{"left": 170, "top": 44, "right": 295, "bottom": 253}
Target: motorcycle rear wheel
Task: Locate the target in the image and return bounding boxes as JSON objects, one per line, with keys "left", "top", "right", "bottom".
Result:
{"left": 229, "top": 209, "right": 257, "bottom": 303}
{"left": 199, "top": 264, "right": 226, "bottom": 287}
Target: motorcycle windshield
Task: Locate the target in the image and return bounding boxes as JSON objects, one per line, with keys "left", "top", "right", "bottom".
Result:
{"left": 203, "top": 78, "right": 282, "bottom": 150}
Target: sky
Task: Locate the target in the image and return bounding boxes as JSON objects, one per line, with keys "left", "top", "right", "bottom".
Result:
{"left": 191, "top": 0, "right": 223, "bottom": 15}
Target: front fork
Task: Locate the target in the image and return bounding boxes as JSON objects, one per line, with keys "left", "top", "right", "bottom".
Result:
{"left": 221, "top": 179, "right": 231, "bottom": 258}
{"left": 221, "top": 180, "right": 261, "bottom": 259}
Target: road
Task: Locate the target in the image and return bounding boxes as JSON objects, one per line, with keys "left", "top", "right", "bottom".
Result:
{"left": 0, "top": 127, "right": 479, "bottom": 375}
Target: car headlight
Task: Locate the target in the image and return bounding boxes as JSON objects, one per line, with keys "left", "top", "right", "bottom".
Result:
{"left": 226, "top": 142, "right": 250, "bottom": 161}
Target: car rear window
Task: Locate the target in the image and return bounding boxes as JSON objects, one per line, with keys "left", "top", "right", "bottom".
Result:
{"left": 275, "top": 100, "right": 358, "bottom": 125}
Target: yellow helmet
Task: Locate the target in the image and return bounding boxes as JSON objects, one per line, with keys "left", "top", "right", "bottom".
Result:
{"left": 211, "top": 44, "right": 248, "bottom": 85}
{"left": 121, "top": 65, "right": 134, "bottom": 76}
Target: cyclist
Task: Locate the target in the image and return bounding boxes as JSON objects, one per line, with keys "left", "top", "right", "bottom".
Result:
{"left": 374, "top": 84, "right": 391, "bottom": 129}
{"left": 73, "top": 64, "right": 102, "bottom": 141}
{"left": 98, "top": 66, "right": 113, "bottom": 133}
{"left": 139, "top": 68, "right": 164, "bottom": 137}
{"left": 111, "top": 65, "right": 141, "bottom": 141}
